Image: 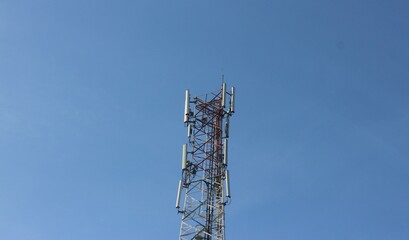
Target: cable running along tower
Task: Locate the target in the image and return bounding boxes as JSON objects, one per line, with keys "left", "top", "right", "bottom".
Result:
{"left": 176, "top": 83, "right": 235, "bottom": 240}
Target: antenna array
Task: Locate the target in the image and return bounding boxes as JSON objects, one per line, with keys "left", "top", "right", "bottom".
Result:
{"left": 176, "top": 83, "right": 235, "bottom": 240}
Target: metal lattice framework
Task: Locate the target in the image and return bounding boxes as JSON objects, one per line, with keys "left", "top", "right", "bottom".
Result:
{"left": 176, "top": 83, "right": 235, "bottom": 240}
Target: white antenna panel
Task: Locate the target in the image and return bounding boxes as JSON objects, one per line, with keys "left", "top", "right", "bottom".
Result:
{"left": 176, "top": 180, "right": 182, "bottom": 208}
{"left": 184, "top": 90, "right": 190, "bottom": 123}
{"left": 230, "top": 87, "right": 235, "bottom": 113}
{"left": 187, "top": 124, "right": 192, "bottom": 138}
{"left": 182, "top": 144, "right": 187, "bottom": 170}
{"left": 225, "top": 170, "right": 230, "bottom": 198}
{"left": 221, "top": 83, "right": 226, "bottom": 108}
{"left": 223, "top": 139, "right": 228, "bottom": 166}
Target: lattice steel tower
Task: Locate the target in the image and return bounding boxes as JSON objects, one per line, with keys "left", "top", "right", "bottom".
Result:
{"left": 176, "top": 83, "right": 235, "bottom": 240}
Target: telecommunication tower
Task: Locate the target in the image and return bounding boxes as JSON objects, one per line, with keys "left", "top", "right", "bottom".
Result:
{"left": 176, "top": 83, "right": 235, "bottom": 240}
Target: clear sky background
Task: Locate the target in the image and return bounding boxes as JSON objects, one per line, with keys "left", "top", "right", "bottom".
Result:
{"left": 0, "top": 0, "right": 408, "bottom": 239}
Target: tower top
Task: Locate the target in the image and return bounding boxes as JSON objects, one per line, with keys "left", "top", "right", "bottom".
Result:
{"left": 177, "top": 83, "right": 235, "bottom": 240}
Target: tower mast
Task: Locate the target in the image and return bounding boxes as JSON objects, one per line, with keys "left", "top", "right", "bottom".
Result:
{"left": 176, "top": 83, "right": 235, "bottom": 240}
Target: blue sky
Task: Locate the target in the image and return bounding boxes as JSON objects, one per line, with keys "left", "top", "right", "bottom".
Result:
{"left": 1, "top": 0, "right": 408, "bottom": 239}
